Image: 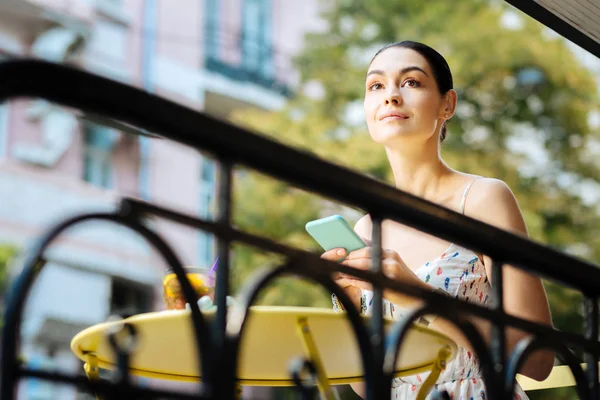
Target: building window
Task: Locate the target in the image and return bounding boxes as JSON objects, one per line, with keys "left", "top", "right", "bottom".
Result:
{"left": 242, "top": 0, "right": 273, "bottom": 80}
{"left": 139, "top": 0, "right": 157, "bottom": 200}
{"left": 83, "top": 123, "right": 117, "bottom": 189}
{"left": 109, "top": 278, "right": 153, "bottom": 317}
{"left": 87, "top": 20, "right": 128, "bottom": 81}
{"left": 94, "top": 0, "right": 130, "bottom": 25}
{"left": 205, "top": 0, "right": 220, "bottom": 60}
{"left": 204, "top": 0, "right": 289, "bottom": 96}
{"left": 198, "top": 157, "right": 216, "bottom": 267}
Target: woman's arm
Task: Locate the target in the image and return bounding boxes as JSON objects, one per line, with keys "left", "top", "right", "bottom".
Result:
{"left": 448, "top": 177, "right": 554, "bottom": 381}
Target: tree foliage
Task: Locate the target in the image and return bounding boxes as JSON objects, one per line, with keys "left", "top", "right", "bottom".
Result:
{"left": 0, "top": 243, "right": 19, "bottom": 328}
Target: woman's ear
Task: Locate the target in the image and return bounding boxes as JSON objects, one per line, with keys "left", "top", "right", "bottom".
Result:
{"left": 441, "top": 89, "right": 458, "bottom": 119}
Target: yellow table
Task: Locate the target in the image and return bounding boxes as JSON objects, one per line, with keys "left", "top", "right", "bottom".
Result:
{"left": 71, "top": 306, "right": 456, "bottom": 399}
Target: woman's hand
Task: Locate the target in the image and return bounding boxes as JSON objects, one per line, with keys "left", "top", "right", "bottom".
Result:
{"left": 324, "top": 241, "right": 431, "bottom": 308}
{"left": 321, "top": 248, "right": 363, "bottom": 310}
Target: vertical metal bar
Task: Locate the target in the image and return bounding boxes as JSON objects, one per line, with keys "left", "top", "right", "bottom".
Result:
{"left": 584, "top": 295, "right": 599, "bottom": 400}
{"left": 214, "top": 159, "right": 233, "bottom": 342}
{"left": 214, "top": 159, "right": 234, "bottom": 400}
{"left": 368, "top": 216, "right": 385, "bottom": 400}
{"left": 491, "top": 259, "right": 505, "bottom": 399}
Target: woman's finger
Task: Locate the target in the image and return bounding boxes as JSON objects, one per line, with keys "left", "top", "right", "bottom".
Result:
{"left": 384, "top": 249, "right": 402, "bottom": 262}
{"left": 347, "top": 247, "right": 401, "bottom": 262}
{"left": 332, "top": 272, "right": 356, "bottom": 281}
{"left": 382, "top": 259, "right": 402, "bottom": 279}
{"left": 346, "top": 247, "right": 371, "bottom": 259}
{"left": 335, "top": 276, "right": 371, "bottom": 292}
{"left": 321, "top": 248, "right": 347, "bottom": 261}
{"left": 334, "top": 276, "right": 360, "bottom": 289}
{"left": 347, "top": 279, "right": 372, "bottom": 291}
{"left": 340, "top": 258, "right": 372, "bottom": 270}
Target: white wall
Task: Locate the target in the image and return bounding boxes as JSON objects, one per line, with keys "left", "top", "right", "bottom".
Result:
{"left": 21, "top": 262, "right": 111, "bottom": 337}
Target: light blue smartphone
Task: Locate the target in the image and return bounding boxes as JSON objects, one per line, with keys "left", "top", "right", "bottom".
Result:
{"left": 305, "top": 215, "right": 366, "bottom": 253}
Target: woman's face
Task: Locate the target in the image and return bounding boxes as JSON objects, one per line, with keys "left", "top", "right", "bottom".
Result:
{"left": 364, "top": 47, "right": 449, "bottom": 146}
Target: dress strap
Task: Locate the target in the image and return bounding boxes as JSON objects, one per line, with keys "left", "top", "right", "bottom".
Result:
{"left": 459, "top": 177, "right": 482, "bottom": 214}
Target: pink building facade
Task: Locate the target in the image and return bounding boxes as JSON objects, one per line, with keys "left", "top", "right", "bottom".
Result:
{"left": 0, "top": 0, "right": 325, "bottom": 398}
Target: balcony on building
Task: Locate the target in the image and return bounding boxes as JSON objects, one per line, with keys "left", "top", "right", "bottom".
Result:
{"left": 201, "top": 0, "right": 294, "bottom": 119}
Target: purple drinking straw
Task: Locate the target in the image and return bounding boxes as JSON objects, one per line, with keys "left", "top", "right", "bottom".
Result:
{"left": 210, "top": 257, "right": 219, "bottom": 273}
{"left": 207, "top": 257, "right": 218, "bottom": 285}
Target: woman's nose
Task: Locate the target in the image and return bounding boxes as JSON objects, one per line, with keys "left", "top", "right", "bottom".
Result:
{"left": 385, "top": 88, "right": 402, "bottom": 105}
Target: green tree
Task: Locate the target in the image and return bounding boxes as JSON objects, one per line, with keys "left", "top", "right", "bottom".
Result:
{"left": 231, "top": 1, "right": 600, "bottom": 398}
{"left": 0, "top": 244, "right": 19, "bottom": 328}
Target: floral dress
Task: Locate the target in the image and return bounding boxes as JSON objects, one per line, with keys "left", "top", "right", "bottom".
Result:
{"left": 333, "top": 179, "right": 529, "bottom": 400}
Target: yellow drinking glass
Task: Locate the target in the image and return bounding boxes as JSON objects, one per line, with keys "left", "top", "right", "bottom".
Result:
{"left": 162, "top": 267, "right": 215, "bottom": 310}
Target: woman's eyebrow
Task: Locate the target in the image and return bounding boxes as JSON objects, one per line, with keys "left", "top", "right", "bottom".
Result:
{"left": 366, "top": 66, "right": 429, "bottom": 78}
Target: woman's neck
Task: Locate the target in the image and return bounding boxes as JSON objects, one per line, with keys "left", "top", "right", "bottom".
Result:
{"left": 385, "top": 139, "right": 453, "bottom": 200}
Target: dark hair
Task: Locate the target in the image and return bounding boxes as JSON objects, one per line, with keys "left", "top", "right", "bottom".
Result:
{"left": 370, "top": 41, "right": 454, "bottom": 142}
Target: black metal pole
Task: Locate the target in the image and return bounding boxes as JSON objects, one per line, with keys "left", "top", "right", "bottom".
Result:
{"left": 214, "top": 159, "right": 235, "bottom": 399}
{"left": 585, "top": 295, "right": 599, "bottom": 400}
{"left": 367, "top": 216, "right": 386, "bottom": 400}
{"left": 490, "top": 259, "right": 505, "bottom": 400}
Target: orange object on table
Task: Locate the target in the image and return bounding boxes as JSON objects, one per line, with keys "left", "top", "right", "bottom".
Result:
{"left": 162, "top": 267, "right": 215, "bottom": 310}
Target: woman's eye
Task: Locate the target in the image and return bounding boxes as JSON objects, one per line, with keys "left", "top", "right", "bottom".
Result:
{"left": 368, "top": 82, "right": 383, "bottom": 91}
{"left": 403, "top": 79, "right": 420, "bottom": 87}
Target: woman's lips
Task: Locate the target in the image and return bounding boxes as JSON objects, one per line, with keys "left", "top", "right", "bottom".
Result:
{"left": 380, "top": 113, "right": 409, "bottom": 121}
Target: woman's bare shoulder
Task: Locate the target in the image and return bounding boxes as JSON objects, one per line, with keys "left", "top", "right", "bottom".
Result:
{"left": 464, "top": 177, "right": 527, "bottom": 236}
{"left": 468, "top": 177, "right": 516, "bottom": 206}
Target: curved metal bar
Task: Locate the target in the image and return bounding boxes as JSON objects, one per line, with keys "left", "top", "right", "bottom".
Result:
{"left": 383, "top": 306, "right": 499, "bottom": 399}
{"left": 0, "top": 212, "right": 212, "bottom": 399}
{"left": 226, "top": 255, "right": 376, "bottom": 399}
{"left": 505, "top": 336, "right": 591, "bottom": 400}
{"left": 0, "top": 60, "right": 599, "bottom": 294}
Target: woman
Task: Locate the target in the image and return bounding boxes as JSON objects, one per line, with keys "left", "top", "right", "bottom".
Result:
{"left": 322, "top": 41, "right": 553, "bottom": 399}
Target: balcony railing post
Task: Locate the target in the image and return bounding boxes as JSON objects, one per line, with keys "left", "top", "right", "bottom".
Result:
{"left": 585, "top": 295, "right": 599, "bottom": 400}
{"left": 214, "top": 158, "right": 236, "bottom": 399}
{"left": 367, "top": 215, "right": 387, "bottom": 399}
{"left": 490, "top": 259, "right": 506, "bottom": 399}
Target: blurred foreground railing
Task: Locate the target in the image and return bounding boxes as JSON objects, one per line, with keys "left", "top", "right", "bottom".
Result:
{"left": 0, "top": 60, "right": 599, "bottom": 400}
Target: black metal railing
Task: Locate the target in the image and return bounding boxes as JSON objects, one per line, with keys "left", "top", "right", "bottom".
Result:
{"left": 0, "top": 59, "right": 599, "bottom": 400}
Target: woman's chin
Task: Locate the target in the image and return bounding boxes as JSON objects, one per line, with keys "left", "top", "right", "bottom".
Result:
{"left": 370, "top": 129, "right": 421, "bottom": 145}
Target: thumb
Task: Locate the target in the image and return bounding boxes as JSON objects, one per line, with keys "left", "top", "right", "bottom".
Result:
{"left": 361, "top": 237, "right": 372, "bottom": 246}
